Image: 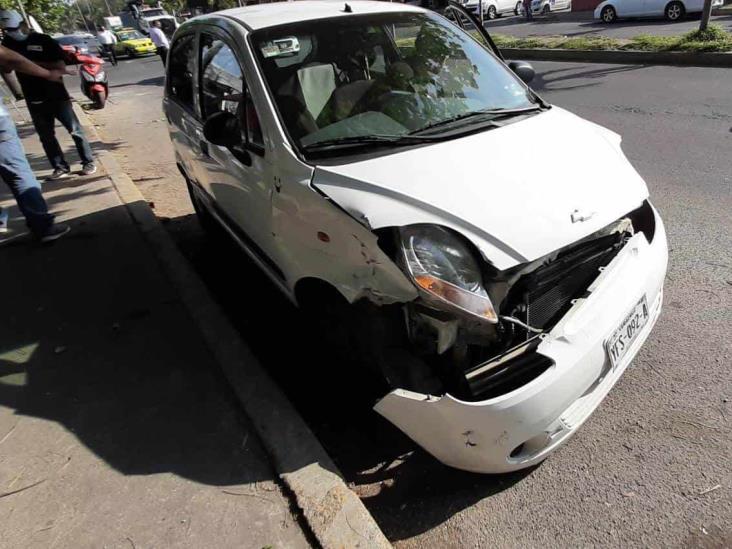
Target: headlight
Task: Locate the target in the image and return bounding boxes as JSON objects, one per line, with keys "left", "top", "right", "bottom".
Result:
{"left": 81, "top": 70, "right": 94, "bottom": 82}
{"left": 400, "top": 225, "right": 497, "bottom": 323}
{"left": 95, "top": 71, "right": 106, "bottom": 82}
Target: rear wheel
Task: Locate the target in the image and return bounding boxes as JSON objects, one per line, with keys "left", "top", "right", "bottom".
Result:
{"left": 515, "top": 1, "right": 523, "bottom": 14}
{"left": 486, "top": 4, "right": 498, "bottom": 18}
{"left": 542, "top": 3, "right": 550, "bottom": 14}
{"left": 665, "top": 1, "right": 684, "bottom": 20}
{"left": 186, "top": 180, "right": 222, "bottom": 239}
{"left": 601, "top": 5, "right": 617, "bottom": 22}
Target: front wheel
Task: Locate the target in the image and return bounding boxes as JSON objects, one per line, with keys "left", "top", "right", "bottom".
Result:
{"left": 601, "top": 5, "right": 617, "bottom": 22}
{"left": 93, "top": 89, "right": 106, "bottom": 109}
{"left": 542, "top": 3, "right": 550, "bottom": 14}
{"left": 486, "top": 4, "right": 498, "bottom": 18}
{"left": 515, "top": 1, "right": 523, "bottom": 14}
{"left": 665, "top": 1, "right": 684, "bottom": 20}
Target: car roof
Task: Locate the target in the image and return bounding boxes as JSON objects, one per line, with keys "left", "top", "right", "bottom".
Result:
{"left": 210, "top": 0, "right": 426, "bottom": 31}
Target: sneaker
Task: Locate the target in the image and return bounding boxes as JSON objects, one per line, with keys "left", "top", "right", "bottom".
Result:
{"left": 81, "top": 163, "right": 97, "bottom": 176}
{"left": 38, "top": 223, "right": 70, "bottom": 243}
{"left": 46, "top": 168, "right": 71, "bottom": 181}
{"left": 0, "top": 209, "right": 8, "bottom": 233}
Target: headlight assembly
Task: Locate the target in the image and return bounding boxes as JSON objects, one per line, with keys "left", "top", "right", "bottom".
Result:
{"left": 400, "top": 225, "right": 498, "bottom": 323}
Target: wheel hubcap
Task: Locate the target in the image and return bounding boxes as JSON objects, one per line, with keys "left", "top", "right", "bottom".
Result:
{"left": 669, "top": 5, "right": 680, "bottom": 17}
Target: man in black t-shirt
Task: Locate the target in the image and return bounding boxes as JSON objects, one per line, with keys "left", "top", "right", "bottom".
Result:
{"left": 0, "top": 10, "right": 96, "bottom": 179}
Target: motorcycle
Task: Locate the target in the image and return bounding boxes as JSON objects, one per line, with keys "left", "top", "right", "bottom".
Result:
{"left": 63, "top": 47, "right": 109, "bottom": 109}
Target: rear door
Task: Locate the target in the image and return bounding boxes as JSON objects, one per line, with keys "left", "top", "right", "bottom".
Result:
{"left": 195, "top": 26, "right": 276, "bottom": 265}
{"left": 163, "top": 32, "right": 200, "bottom": 185}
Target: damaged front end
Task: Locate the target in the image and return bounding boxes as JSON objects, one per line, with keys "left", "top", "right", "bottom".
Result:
{"left": 369, "top": 200, "right": 666, "bottom": 473}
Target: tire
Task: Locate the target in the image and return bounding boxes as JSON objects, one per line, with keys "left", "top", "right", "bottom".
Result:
{"left": 486, "top": 4, "right": 498, "bottom": 19}
{"left": 93, "top": 89, "right": 106, "bottom": 109}
{"left": 664, "top": 1, "right": 684, "bottom": 20}
{"left": 186, "top": 180, "right": 221, "bottom": 239}
{"left": 600, "top": 5, "right": 617, "bottom": 22}
{"left": 542, "top": 3, "right": 550, "bottom": 14}
{"left": 515, "top": 1, "right": 523, "bottom": 14}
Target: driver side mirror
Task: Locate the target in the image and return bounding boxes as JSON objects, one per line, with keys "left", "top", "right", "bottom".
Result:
{"left": 203, "top": 111, "right": 240, "bottom": 148}
{"left": 508, "top": 60, "right": 535, "bottom": 84}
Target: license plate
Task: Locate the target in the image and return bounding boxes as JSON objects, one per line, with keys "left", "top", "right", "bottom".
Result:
{"left": 604, "top": 296, "right": 649, "bottom": 369}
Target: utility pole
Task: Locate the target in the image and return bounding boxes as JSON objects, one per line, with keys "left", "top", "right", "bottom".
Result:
{"left": 699, "top": 0, "right": 713, "bottom": 31}
{"left": 103, "top": 0, "right": 114, "bottom": 16}
{"left": 15, "top": 0, "right": 29, "bottom": 25}
{"left": 75, "top": 0, "right": 91, "bottom": 32}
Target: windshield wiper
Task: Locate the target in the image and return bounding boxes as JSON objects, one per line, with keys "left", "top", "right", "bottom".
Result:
{"left": 410, "top": 105, "right": 544, "bottom": 136}
{"left": 302, "top": 134, "right": 442, "bottom": 152}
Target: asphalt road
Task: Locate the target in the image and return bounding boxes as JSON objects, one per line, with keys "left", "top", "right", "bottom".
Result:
{"left": 85, "top": 55, "right": 731, "bottom": 547}
{"left": 484, "top": 12, "right": 732, "bottom": 37}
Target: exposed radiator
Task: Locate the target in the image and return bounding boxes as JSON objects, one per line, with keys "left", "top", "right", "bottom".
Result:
{"left": 518, "top": 233, "right": 627, "bottom": 329}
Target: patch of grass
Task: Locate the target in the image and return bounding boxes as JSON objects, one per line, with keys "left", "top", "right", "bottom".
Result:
{"left": 495, "top": 24, "right": 732, "bottom": 53}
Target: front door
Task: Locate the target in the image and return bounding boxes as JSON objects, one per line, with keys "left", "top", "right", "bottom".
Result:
{"left": 195, "top": 28, "right": 275, "bottom": 264}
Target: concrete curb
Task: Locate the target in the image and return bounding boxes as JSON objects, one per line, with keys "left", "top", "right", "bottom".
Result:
{"left": 73, "top": 102, "right": 391, "bottom": 549}
{"left": 504, "top": 47, "right": 732, "bottom": 67}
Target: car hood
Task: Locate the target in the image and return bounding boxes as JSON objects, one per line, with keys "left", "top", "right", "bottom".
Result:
{"left": 312, "top": 107, "right": 649, "bottom": 271}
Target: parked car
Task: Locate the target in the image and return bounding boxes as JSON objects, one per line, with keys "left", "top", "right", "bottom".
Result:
{"left": 113, "top": 28, "right": 157, "bottom": 57}
{"left": 595, "top": 0, "right": 723, "bottom": 22}
{"left": 463, "top": 0, "right": 523, "bottom": 18}
{"left": 530, "top": 0, "right": 572, "bottom": 15}
{"left": 164, "top": 0, "right": 667, "bottom": 474}
{"left": 56, "top": 34, "right": 101, "bottom": 57}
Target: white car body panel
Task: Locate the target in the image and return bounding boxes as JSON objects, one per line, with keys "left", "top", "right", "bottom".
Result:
{"left": 314, "top": 107, "right": 648, "bottom": 271}
{"left": 376, "top": 213, "right": 667, "bottom": 473}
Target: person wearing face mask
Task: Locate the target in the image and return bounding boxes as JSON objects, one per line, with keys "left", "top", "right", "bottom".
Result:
{"left": 0, "top": 10, "right": 96, "bottom": 180}
{"left": 0, "top": 41, "right": 73, "bottom": 241}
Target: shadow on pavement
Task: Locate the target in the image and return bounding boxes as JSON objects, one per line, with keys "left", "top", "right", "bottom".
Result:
{"left": 0, "top": 177, "right": 278, "bottom": 489}
{"left": 111, "top": 76, "right": 165, "bottom": 89}
{"left": 532, "top": 63, "right": 650, "bottom": 92}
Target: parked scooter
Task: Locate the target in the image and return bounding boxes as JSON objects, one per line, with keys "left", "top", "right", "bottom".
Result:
{"left": 64, "top": 47, "right": 109, "bottom": 109}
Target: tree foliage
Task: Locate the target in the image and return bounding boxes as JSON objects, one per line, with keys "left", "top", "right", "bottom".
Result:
{"left": 0, "top": 0, "right": 68, "bottom": 33}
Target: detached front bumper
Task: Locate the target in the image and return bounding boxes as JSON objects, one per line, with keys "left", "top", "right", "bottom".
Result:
{"left": 375, "top": 207, "right": 668, "bottom": 473}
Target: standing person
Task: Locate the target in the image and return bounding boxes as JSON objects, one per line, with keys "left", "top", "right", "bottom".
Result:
{"left": 97, "top": 26, "right": 118, "bottom": 66}
{"left": 0, "top": 10, "right": 97, "bottom": 180}
{"left": 524, "top": 0, "right": 533, "bottom": 19}
{"left": 0, "top": 44, "right": 71, "bottom": 242}
{"left": 148, "top": 21, "right": 169, "bottom": 67}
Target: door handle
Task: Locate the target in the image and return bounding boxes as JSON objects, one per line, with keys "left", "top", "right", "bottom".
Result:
{"left": 200, "top": 140, "right": 209, "bottom": 157}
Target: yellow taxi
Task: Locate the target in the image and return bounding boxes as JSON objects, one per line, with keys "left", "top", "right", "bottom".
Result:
{"left": 113, "top": 28, "right": 157, "bottom": 57}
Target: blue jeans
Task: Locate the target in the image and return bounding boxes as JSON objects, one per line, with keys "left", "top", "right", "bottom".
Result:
{"left": 28, "top": 100, "right": 94, "bottom": 170}
{"left": 0, "top": 113, "right": 54, "bottom": 236}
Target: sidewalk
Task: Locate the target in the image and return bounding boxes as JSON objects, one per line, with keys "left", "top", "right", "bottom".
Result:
{"left": 0, "top": 106, "right": 310, "bottom": 548}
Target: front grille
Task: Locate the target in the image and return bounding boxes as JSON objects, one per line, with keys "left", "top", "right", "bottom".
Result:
{"left": 464, "top": 337, "right": 553, "bottom": 400}
{"left": 512, "top": 233, "right": 627, "bottom": 329}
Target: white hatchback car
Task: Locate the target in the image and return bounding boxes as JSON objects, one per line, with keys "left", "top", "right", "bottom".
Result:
{"left": 164, "top": 0, "right": 667, "bottom": 473}
{"left": 595, "top": 0, "right": 723, "bottom": 22}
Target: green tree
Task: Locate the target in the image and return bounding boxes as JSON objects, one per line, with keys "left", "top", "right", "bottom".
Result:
{"left": 0, "top": 0, "right": 68, "bottom": 33}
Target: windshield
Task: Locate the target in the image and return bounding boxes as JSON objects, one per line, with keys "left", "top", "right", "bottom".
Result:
{"left": 118, "top": 30, "right": 144, "bottom": 40}
{"left": 142, "top": 8, "right": 165, "bottom": 16}
{"left": 252, "top": 12, "right": 535, "bottom": 153}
